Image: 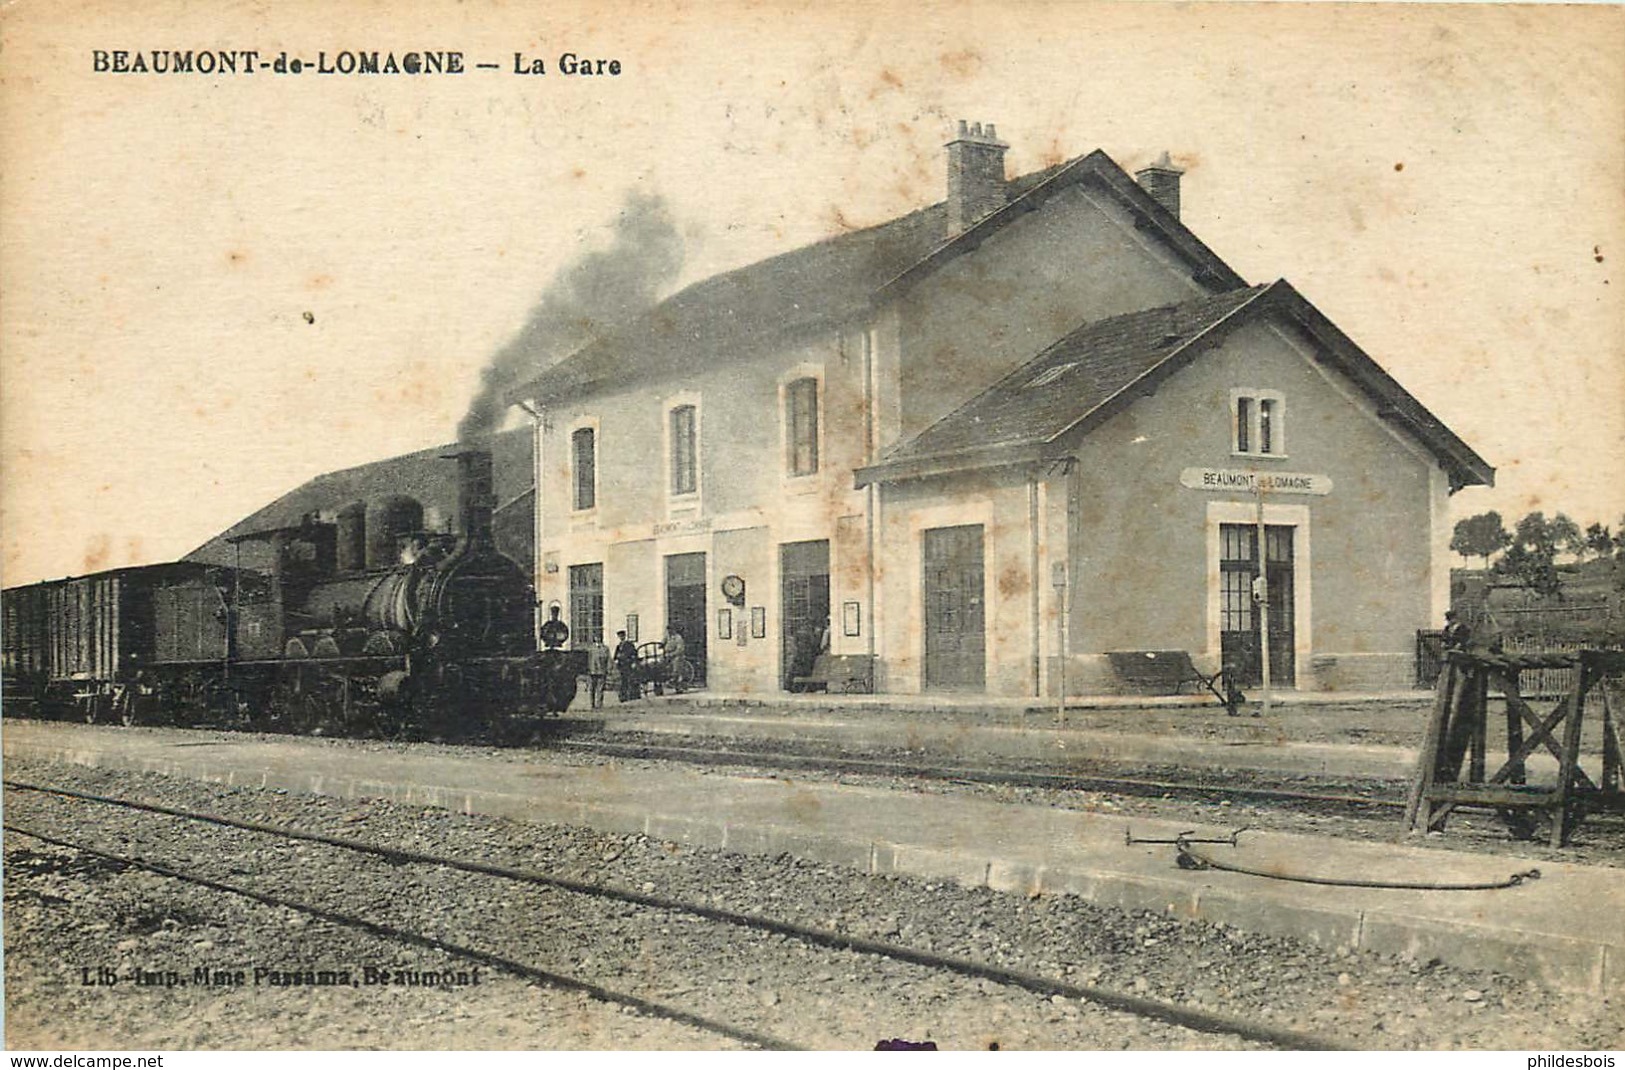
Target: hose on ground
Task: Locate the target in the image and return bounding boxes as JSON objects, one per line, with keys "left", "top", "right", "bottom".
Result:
{"left": 1175, "top": 839, "right": 1540, "bottom": 891}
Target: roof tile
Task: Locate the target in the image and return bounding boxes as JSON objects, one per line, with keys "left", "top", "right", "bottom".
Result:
{"left": 884, "top": 286, "right": 1267, "bottom": 464}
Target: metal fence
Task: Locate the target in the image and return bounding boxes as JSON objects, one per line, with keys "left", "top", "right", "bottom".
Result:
{"left": 1415, "top": 631, "right": 1622, "bottom": 696}
{"left": 1498, "top": 637, "right": 1625, "bottom": 696}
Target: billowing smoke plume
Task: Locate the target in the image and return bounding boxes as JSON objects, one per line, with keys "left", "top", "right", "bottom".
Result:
{"left": 458, "top": 191, "right": 684, "bottom": 441}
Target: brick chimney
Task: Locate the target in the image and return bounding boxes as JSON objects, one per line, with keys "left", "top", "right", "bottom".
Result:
{"left": 946, "top": 120, "right": 1009, "bottom": 236}
{"left": 1135, "top": 151, "right": 1185, "bottom": 218}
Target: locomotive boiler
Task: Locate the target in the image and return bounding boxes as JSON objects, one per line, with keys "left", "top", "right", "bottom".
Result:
{"left": 265, "top": 448, "right": 560, "bottom": 736}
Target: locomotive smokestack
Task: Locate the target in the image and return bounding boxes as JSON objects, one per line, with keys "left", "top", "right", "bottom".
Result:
{"left": 451, "top": 448, "right": 496, "bottom": 548}
{"left": 336, "top": 502, "right": 366, "bottom": 573}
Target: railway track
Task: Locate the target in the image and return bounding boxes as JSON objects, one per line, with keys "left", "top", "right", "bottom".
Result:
{"left": 5, "top": 778, "right": 1349, "bottom": 1051}
{"left": 0, "top": 713, "right": 1413, "bottom": 813}
{"left": 3, "top": 822, "right": 794, "bottom": 1050}
{"left": 555, "top": 736, "right": 1410, "bottom": 813}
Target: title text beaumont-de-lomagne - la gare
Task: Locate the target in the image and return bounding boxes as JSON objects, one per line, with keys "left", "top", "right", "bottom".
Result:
{"left": 91, "top": 50, "right": 621, "bottom": 76}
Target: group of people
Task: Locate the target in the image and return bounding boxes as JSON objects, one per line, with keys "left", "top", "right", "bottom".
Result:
{"left": 539, "top": 604, "right": 686, "bottom": 710}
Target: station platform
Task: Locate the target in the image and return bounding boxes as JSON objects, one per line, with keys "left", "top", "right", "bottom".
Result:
{"left": 592, "top": 701, "right": 1429, "bottom": 781}
{"left": 4, "top": 719, "right": 1618, "bottom": 997}
{"left": 610, "top": 686, "right": 1432, "bottom": 714}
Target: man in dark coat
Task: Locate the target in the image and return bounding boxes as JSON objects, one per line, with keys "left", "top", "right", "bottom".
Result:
{"left": 613, "top": 630, "right": 640, "bottom": 702}
{"left": 540, "top": 604, "right": 569, "bottom": 649}
{"left": 1442, "top": 610, "right": 1471, "bottom": 652}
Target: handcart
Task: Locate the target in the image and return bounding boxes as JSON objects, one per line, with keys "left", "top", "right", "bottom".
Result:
{"left": 635, "top": 641, "right": 695, "bottom": 696}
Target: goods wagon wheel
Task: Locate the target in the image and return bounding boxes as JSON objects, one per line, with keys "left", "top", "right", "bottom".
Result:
{"left": 79, "top": 690, "right": 112, "bottom": 725}
{"left": 167, "top": 673, "right": 219, "bottom": 728}
{"left": 115, "top": 684, "right": 153, "bottom": 728}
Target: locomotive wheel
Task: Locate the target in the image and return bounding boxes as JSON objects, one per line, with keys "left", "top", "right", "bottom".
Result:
{"left": 271, "top": 667, "right": 331, "bottom": 735}
{"left": 172, "top": 675, "right": 213, "bottom": 728}
{"left": 486, "top": 710, "right": 530, "bottom": 747}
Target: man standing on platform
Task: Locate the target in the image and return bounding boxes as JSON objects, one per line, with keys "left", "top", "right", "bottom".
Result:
{"left": 613, "top": 630, "right": 639, "bottom": 702}
{"left": 540, "top": 604, "right": 569, "bottom": 649}
{"left": 586, "top": 634, "right": 610, "bottom": 709}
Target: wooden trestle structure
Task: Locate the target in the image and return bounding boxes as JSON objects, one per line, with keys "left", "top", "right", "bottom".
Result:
{"left": 1406, "top": 649, "right": 1625, "bottom": 847}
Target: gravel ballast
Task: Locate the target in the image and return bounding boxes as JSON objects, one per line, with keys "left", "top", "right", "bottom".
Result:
{"left": 4, "top": 756, "right": 1620, "bottom": 1051}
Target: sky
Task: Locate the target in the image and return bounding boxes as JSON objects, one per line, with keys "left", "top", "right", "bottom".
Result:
{"left": 3, "top": 0, "right": 1622, "bottom": 586}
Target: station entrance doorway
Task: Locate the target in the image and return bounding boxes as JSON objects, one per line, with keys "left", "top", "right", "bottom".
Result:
{"left": 780, "top": 540, "right": 830, "bottom": 690}
{"left": 1219, "top": 523, "right": 1295, "bottom": 687}
{"left": 923, "top": 524, "right": 985, "bottom": 692}
{"left": 665, "top": 552, "right": 707, "bottom": 686}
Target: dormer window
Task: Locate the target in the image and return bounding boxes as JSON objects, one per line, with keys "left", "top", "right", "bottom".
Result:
{"left": 1026, "top": 362, "right": 1078, "bottom": 389}
{"left": 1233, "top": 390, "right": 1285, "bottom": 457}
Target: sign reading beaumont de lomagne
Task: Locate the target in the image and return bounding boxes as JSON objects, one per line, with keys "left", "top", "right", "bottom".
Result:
{"left": 1179, "top": 468, "right": 1333, "bottom": 496}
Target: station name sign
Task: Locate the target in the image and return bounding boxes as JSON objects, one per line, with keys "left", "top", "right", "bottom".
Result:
{"left": 1179, "top": 468, "right": 1333, "bottom": 496}
{"left": 652, "top": 517, "right": 713, "bottom": 537}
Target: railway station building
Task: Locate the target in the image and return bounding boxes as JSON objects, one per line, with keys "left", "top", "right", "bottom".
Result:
{"left": 509, "top": 124, "right": 1493, "bottom": 697}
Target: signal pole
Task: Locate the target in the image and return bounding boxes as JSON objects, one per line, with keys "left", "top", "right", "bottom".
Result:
{"left": 1255, "top": 477, "right": 1272, "bottom": 717}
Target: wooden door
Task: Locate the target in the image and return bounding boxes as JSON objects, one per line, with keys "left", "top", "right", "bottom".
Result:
{"left": 923, "top": 525, "right": 985, "bottom": 691}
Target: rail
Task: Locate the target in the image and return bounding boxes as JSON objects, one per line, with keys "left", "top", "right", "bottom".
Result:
{"left": 557, "top": 738, "right": 1408, "bottom": 812}
{"left": 6, "top": 778, "right": 1353, "bottom": 1051}
{"left": 3, "top": 821, "right": 796, "bottom": 1050}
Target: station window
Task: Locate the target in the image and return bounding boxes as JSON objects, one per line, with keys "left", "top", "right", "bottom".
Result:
{"left": 569, "top": 563, "right": 604, "bottom": 645}
{"left": 785, "top": 377, "right": 820, "bottom": 476}
{"left": 1233, "top": 391, "right": 1285, "bottom": 456}
{"left": 571, "top": 426, "right": 596, "bottom": 511}
{"left": 670, "top": 404, "right": 697, "bottom": 496}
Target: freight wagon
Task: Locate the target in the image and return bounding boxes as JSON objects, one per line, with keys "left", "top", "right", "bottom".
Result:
{"left": 1, "top": 448, "right": 577, "bottom": 737}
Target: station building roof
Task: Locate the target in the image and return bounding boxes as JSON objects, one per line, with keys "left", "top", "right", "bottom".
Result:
{"left": 856, "top": 280, "right": 1495, "bottom": 492}
{"left": 506, "top": 150, "right": 1246, "bottom": 408}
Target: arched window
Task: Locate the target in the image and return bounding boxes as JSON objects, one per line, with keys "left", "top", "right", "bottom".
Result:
{"left": 785, "top": 377, "right": 819, "bottom": 476}
{"left": 571, "top": 426, "right": 596, "bottom": 510}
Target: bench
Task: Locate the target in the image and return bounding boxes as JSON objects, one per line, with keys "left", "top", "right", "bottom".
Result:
{"left": 792, "top": 654, "right": 875, "bottom": 694}
{"left": 1107, "top": 650, "right": 1225, "bottom": 700}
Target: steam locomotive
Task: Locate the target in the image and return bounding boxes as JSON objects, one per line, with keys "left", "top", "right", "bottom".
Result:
{"left": 1, "top": 449, "right": 580, "bottom": 739}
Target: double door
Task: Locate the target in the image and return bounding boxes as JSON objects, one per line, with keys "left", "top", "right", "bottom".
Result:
{"left": 1219, "top": 523, "right": 1295, "bottom": 687}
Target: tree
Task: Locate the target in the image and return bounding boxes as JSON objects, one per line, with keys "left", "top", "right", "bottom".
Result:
{"left": 1615, "top": 515, "right": 1625, "bottom": 593}
{"left": 1584, "top": 521, "right": 1614, "bottom": 560}
{"left": 1493, "top": 511, "right": 1565, "bottom": 598}
{"left": 1451, "top": 511, "right": 1511, "bottom": 568}
{"left": 1550, "top": 513, "right": 1584, "bottom": 561}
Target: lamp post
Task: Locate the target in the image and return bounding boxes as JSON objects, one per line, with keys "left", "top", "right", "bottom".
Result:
{"left": 1254, "top": 477, "right": 1272, "bottom": 718}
